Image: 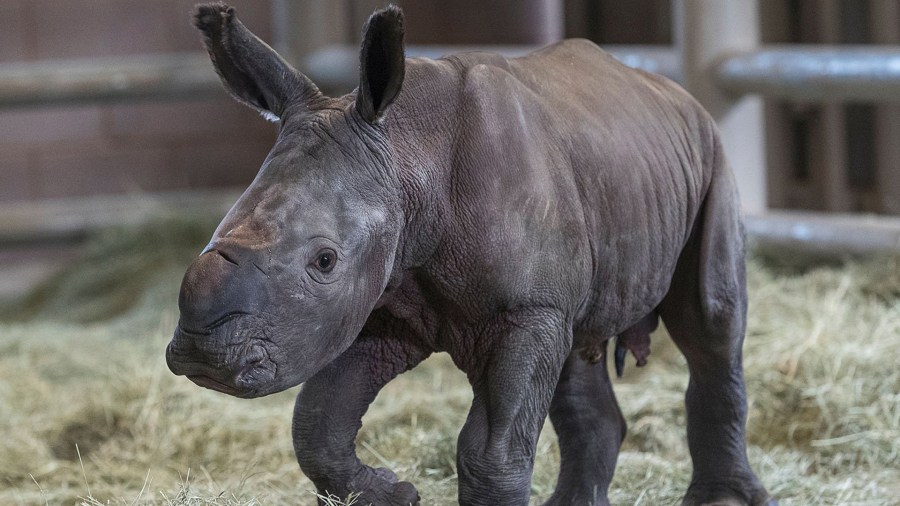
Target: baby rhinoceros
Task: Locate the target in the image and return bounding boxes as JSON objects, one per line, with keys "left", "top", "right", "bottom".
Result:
{"left": 166, "top": 4, "right": 775, "bottom": 506}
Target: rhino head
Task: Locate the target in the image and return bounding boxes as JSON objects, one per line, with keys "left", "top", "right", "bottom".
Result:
{"left": 166, "top": 4, "right": 407, "bottom": 398}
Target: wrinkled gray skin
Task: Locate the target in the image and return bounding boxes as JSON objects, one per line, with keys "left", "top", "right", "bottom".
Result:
{"left": 166, "top": 4, "right": 775, "bottom": 506}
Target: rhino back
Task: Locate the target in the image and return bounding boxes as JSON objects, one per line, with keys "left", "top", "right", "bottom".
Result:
{"left": 506, "top": 39, "right": 717, "bottom": 336}
{"left": 386, "top": 41, "right": 720, "bottom": 343}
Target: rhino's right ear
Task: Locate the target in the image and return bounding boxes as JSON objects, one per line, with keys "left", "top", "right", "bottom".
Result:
{"left": 193, "top": 3, "right": 319, "bottom": 121}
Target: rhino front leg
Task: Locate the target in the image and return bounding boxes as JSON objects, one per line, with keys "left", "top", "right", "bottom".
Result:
{"left": 456, "top": 308, "right": 571, "bottom": 506}
{"left": 543, "top": 342, "right": 624, "bottom": 506}
{"left": 292, "top": 333, "right": 429, "bottom": 506}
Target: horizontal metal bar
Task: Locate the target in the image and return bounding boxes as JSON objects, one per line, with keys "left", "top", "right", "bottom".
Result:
{"left": 744, "top": 211, "right": 900, "bottom": 255}
{"left": 4, "top": 44, "right": 899, "bottom": 107}
{"left": 0, "top": 46, "right": 679, "bottom": 108}
{"left": 607, "top": 45, "right": 682, "bottom": 83}
{"left": 0, "top": 190, "right": 240, "bottom": 246}
{"left": 2, "top": 190, "right": 898, "bottom": 256}
{"left": 716, "top": 45, "right": 900, "bottom": 102}
{"left": 304, "top": 44, "right": 681, "bottom": 93}
{"left": 0, "top": 53, "right": 221, "bottom": 108}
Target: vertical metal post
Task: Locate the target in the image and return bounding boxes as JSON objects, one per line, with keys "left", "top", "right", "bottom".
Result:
{"left": 271, "top": 0, "right": 349, "bottom": 69}
{"left": 757, "top": 0, "right": 793, "bottom": 211}
{"left": 540, "top": 0, "right": 566, "bottom": 43}
{"left": 674, "top": 0, "right": 767, "bottom": 214}
{"left": 871, "top": 0, "right": 900, "bottom": 214}
{"left": 816, "top": 0, "right": 853, "bottom": 212}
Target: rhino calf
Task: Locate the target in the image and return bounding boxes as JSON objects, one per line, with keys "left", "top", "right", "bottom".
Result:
{"left": 166, "top": 4, "right": 774, "bottom": 505}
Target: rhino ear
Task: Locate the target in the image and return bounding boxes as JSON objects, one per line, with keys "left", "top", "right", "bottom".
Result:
{"left": 356, "top": 5, "right": 406, "bottom": 123}
{"left": 193, "top": 3, "right": 319, "bottom": 122}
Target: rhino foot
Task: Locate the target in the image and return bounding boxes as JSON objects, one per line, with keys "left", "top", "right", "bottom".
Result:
{"left": 681, "top": 481, "right": 776, "bottom": 506}
{"left": 346, "top": 467, "right": 420, "bottom": 506}
{"left": 542, "top": 492, "right": 610, "bottom": 506}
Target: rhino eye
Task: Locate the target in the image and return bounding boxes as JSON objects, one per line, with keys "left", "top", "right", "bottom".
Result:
{"left": 314, "top": 249, "right": 337, "bottom": 273}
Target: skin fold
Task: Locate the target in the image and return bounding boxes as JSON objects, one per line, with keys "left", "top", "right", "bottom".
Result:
{"left": 165, "top": 4, "right": 775, "bottom": 506}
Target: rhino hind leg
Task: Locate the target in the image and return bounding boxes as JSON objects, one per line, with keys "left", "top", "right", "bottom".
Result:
{"left": 658, "top": 167, "right": 775, "bottom": 506}
{"left": 543, "top": 343, "right": 624, "bottom": 506}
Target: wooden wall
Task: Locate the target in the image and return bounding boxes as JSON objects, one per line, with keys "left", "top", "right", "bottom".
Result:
{"left": 0, "top": 0, "right": 277, "bottom": 204}
{"left": 761, "top": 0, "right": 900, "bottom": 215}
{"left": 3, "top": 0, "right": 897, "bottom": 215}
{"left": 567, "top": 0, "right": 899, "bottom": 215}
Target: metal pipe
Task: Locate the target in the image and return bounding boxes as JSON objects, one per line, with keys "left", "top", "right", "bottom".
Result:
{"left": 0, "top": 53, "right": 220, "bottom": 108}
{"left": 0, "top": 45, "right": 679, "bottom": 108}
{"left": 716, "top": 45, "right": 900, "bottom": 102}
{"left": 744, "top": 211, "right": 900, "bottom": 255}
{"left": 0, "top": 190, "right": 241, "bottom": 246}
{"left": 604, "top": 45, "right": 683, "bottom": 83}
{"left": 304, "top": 44, "right": 682, "bottom": 94}
{"left": 270, "top": 0, "right": 349, "bottom": 69}
{"left": 3, "top": 190, "right": 897, "bottom": 255}
{"left": 675, "top": 0, "right": 766, "bottom": 214}
{"left": 4, "top": 45, "right": 900, "bottom": 107}
{"left": 0, "top": 45, "right": 679, "bottom": 107}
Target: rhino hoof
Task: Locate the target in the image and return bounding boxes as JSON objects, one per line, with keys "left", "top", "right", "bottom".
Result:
{"left": 353, "top": 468, "right": 419, "bottom": 506}
{"left": 357, "top": 480, "right": 419, "bottom": 506}
{"left": 388, "top": 481, "right": 420, "bottom": 505}
{"left": 681, "top": 481, "right": 775, "bottom": 506}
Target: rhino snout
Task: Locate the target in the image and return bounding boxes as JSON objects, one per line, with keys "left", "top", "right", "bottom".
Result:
{"left": 168, "top": 246, "right": 278, "bottom": 397}
{"left": 177, "top": 247, "right": 269, "bottom": 332}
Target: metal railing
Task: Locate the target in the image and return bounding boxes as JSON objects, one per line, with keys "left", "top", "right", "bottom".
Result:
{"left": 2, "top": 41, "right": 900, "bottom": 252}
{"left": 0, "top": 45, "right": 682, "bottom": 107}
{"left": 2, "top": 189, "right": 898, "bottom": 254}
{"left": 5, "top": 45, "right": 900, "bottom": 107}
{"left": 0, "top": 53, "right": 218, "bottom": 108}
{"left": 716, "top": 46, "right": 900, "bottom": 102}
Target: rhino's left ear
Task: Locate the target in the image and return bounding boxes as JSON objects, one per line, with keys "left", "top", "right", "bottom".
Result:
{"left": 356, "top": 5, "right": 406, "bottom": 123}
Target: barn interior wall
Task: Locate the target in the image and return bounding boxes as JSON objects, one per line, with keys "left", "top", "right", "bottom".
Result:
{"left": 0, "top": 0, "right": 278, "bottom": 204}
{"left": 761, "top": 0, "right": 899, "bottom": 215}
{"left": 571, "top": 0, "right": 899, "bottom": 216}
{"left": 3, "top": 0, "right": 898, "bottom": 215}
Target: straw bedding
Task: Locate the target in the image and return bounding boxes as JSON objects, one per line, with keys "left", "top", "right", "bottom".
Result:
{"left": 0, "top": 219, "right": 897, "bottom": 505}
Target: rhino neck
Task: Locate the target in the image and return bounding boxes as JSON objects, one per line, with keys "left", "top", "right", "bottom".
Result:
{"left": 381, "top": 57, "right": 462, "bottom": 280}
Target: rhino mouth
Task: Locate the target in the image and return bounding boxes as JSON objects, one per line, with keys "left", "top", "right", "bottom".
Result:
{"left": 166, "top": 321, "right": 278, "bottom": 398}
{"left": 173, "top": 358, "right": 276, "bottom": 398}
{"left": 187, "top": 374, "right": 244, "bottom": 395}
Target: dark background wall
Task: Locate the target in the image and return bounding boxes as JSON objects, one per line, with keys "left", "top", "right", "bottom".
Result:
{"left": 2, "top": 0, "right": 898, "bottom": 214}
{"left": 0, "top": 0, "right": 277, "bottom": 203}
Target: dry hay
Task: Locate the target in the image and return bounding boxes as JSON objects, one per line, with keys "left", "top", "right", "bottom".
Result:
{"left": 0, "top": 219, "right": 897, "bottom": 505}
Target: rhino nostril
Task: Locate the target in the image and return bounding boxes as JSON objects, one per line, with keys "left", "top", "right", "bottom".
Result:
{"left": 212, "top": 248, "right": 240, "bottom": 267}
{"left": 193, "top": 311, "right": 249, "bottom": 332}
